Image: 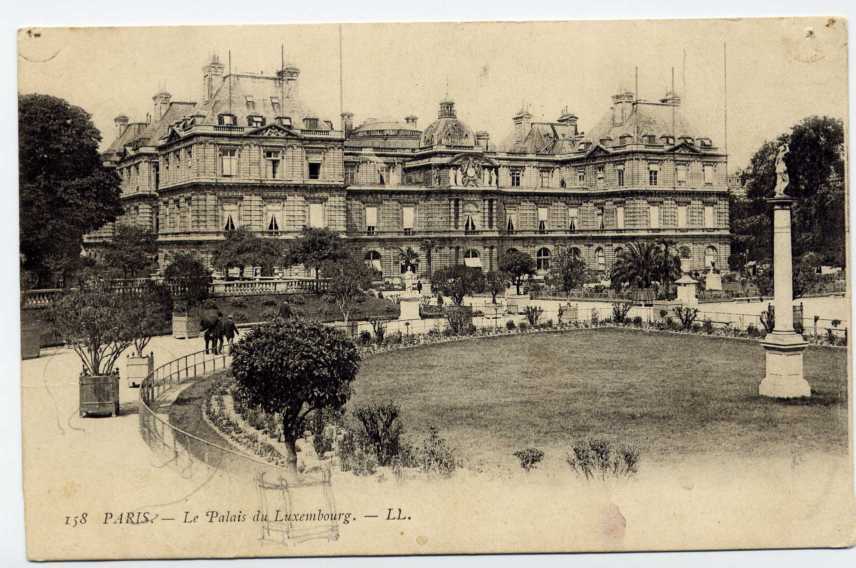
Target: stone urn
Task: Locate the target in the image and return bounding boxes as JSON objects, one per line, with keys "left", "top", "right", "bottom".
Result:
{"left": 79, "top": 370, "right": 120, "bottom": 417}
{"left": 125, "top": 352, "right": 154, "bottom": 388}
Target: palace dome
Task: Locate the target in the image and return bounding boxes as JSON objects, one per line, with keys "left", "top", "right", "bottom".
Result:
{"left": 419, "top": 98, "right": 476, "bottom": 149}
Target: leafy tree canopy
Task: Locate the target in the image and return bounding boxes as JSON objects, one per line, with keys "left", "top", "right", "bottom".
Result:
{"left": 499, "top": 250, "right": 536, "bottom": 295}
{"left": 545, "top": 247, "right": 588, "bottom": 293}
{"left": 285, "top": 227, "right": 348, "bottom": 289}
{"left": 321, "top": 253, "right": 380, "bottom": 325}
{"left": 101, "top": 224, "right": 158, "bottom": 279}
{"left": 231, "top": 318, "right": 360, "bottom": 472}
{"left": 19, "top": 94, "right": 122, "bottom": 284}
{"left": 610, "top": 241, "right": 679, "bottom": 291}
{"left": 432, "top": 265, "right": 485, "bottom": 305}
{"left": 211, "top": 227, "right": 282, "bottom": 278}
{"left": 163, "top": 253, "right": 212, "bottom": 309}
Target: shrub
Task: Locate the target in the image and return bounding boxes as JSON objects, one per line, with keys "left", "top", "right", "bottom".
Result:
{"left": 261, "top": 298, "right": 277, "bottom": 307}
{"left": 543, "top": 319, "right": 554, "bottom": 329}
{"left": 230, "top": 297, "right": 248, "bottom": 308}
{"left": 261, "top": 308, "right": 279, "bottom": 322}
{"left": 513, "top": 448, "right": 545, "bottom": 472}
{"left": 338, "top": 431, "right": 377, "bottom": 476}
{"left": 632, "top": 316, "right": 643, "bottom": 327}
{"left": 290, "top": 294, "right": 306, "bottom": 305}
{"left": 358, "top": 330, "right": 372, "bottom": 344}
{"left": 505, "top": 320, "right": 517, "bottom": 331}
{"left": 446, "top": 305, "right": 473, "bottom": 335}
{"left": 465, "top": 322, "right": 478, "bottom": 335}
{"left": 673, "top": 306, "right": 699, "bottom": 331}
{"left": 519, "top": 321, "right": 529, "bottom": 332}
{"left": 370, "top": 319, "right": 387, "bottom": 343}
{"left": 747, "top": 323, "right": 761, "bottom": 338}
{"left": 590, "top": 308, "right": 600, "bottom": 326}
{"left": 566, "top": 439, "right": 640, "bottom": 480}
{"left": 353, "top": 402, "right": 403, "bottom": 467}
{"left": 523, "top": 305, "right": 543, "bottom": 326}
{"left": 232, "top": 311, "right": 249, "bottom": 323}
{"left": 611, "top": 302, "right": 632, "bottom": 324}
{"left": 702, "top": 318, "right": 714, "bottom": 334}
{"left": 760, "top": 304, "right": 775, "bottom": 333}
{"left": 418, "top": 426, "right": 459, "bottom": 477}
{"left": 659, "top": 309, "right": 668, "bottom": 319}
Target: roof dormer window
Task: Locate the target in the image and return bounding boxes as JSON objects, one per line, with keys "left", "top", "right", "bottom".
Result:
{"left": 247, "top": 115, "right": 265, "bottom": 128}
{"left": 245, "top": 95, "right": 255, "bottom": 111}
{"left": 303, "top": 117, "right": 319, "bottom": 130}
{"left": 275, "top": 116, "right": 292, "bottom": 127}
{"left": 218, "top": 113, "right": 237, "bottom": 126}
{"left": 643, "top": 134, "right": 657, "bottom": 145}
{"left": 661, "top": 135, "right": 675, "bottom": 145}
{"left": 680, "top": 136, "right": 695, "bottom": 146}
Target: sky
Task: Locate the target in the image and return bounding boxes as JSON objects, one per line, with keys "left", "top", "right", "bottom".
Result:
{"left": 17, "top": 17, "right": 849, "bottom": 172}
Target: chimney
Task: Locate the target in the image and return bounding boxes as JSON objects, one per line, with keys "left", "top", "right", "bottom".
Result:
{"left": 341, "top": 112, "right": 354, "bottom": 136}
{"left": 201, "top": 54, "right": 225, "bottom": 105}
{"left": 113, "top": 114, "right": 129, "bottom": 139}
{"left": 405, "top": 115, "right": 418, "bottom": 128}
{"left": 152, "top": 90, "right": 172, "bottom": 120}
{"left": 475, "top": 131, "right": 490, "bottom": 151}
{"left": 557, "top": 107, "right": 578, "bottom": 136}
{"left": 512, "top": 108, "right": 532, "bottom": 146}
{"left": 611, "top": 90, "right": 634, "bottom": 127}
{"left": 284, "top": 64, "right": 300, "bottom": 99}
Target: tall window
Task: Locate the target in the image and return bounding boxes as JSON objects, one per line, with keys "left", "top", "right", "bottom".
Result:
{"left": 596, "top": 166, "right": 605, "bottom": 188}
{"left": 219, "top": 148, "right": 237, "bottom": 176}
{"left": 402, "top": 206, "right": 415, "bottom": 235}
{"left": 506, "top": 211, "right": 517, "bottom": 234}
{"left": 577, "top": 168, "right": 586, "bottom": 185}
{"left": 595, "top": 248, "right": 606, "bottom": 272}
{"left": 265, "top": 206, "right": 282, "bottom": 232}
{"left": 304, "top": 118, "right": 319, "bottom": 130}
{"left": 703, "top": 164, "right": 715, "bottom": 185}
{"left": 568, "top": 207, "right": 578, "bottom": 231}
{"left": 704, "top": 205, "right": 715, "bottom": 228}
{"left": 510, "top": 168, "right": 522, "bottom": 187}
{"left": 539, "top": 169, "right": 551, "bottom": 188}
{"left": 649, "top": 204, "right": 660, "bottom": 228}
{"left": 596, "top": 207, "right": 604, "bottom": 230}
{"left": 536, "top": 248, "right": 551, "bottom": 271}
{"left": 308, "top": 162, "right": 321, "bottom": 180}
{"left": 648, "top": 163, "right": 659, "bottom": 186}
{"left": 676, "top": 164, "right": 688, "bottom": 186}
{"left": 451, "top": 198, "right": 460, "bottom": 229}
{"left": 463, "top": 205, "right": 477, "bottom": 234}
{"left": 344, "top": 165, "right": 357, "bottom": 186}
{"left": 537, "top": 207, "right": 548, "bottom": 234}
{"left": 365, "top": 206, "right": 378, "bottom": 235}
{"left": 308, "top": 203, "right": 325, "bottom": 228}
{"left": 365, "top": 251, "right": 382, "bottom": 272}
{"left": 677, "top": 204, "right": 688, "bottom": 228}
{"left": 616, "top": 165, "right": 625, "bottom": 187}
{"left": 616, "top": 205, "right": 625, "bottom": 229}
{"left": 222, "top": 204, "right": 238, "bottom": 232}
{"left": 264, "top": 150, "right": 281, "bottom": 179}
{"left": 486, "top": 199, "right": 495, "bottom": 229}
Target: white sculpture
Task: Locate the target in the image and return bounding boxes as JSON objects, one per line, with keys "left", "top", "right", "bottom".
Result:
{"left": 773, "top": 144, "right": 790, "bottom": 198}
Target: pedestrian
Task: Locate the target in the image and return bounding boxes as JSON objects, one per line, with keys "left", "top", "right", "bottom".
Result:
{"left": 416, "top": 279, "right": 423, "bottom": 294}
{"left": 223, "top": 314, "right": 239, "bottom": 349}
{"left": 214, "top": 311, "right": 225, "bottom": 354}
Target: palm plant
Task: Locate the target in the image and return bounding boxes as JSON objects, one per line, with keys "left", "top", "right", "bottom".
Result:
{"left": 610, "top": 241, "right": 661, "bottom": 290}
{"left": 419, "top": 239, "right": 436, "bottom": 278}
{"left": 398, "top": 246, "right": 420, "bottom": 274}
{"left": 654, "top": 238, "right": 682, "bottom": 297}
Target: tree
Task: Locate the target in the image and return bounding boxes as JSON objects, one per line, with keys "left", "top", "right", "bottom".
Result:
{"left": 484, "top": 271, "right": 508, "bottom": 304}
{"left": 398, "top": 246, "right": 420, "bottom": 274}
{"left": 431, "top": 265, "right": 485, "bottom": 305}
{"left": 419, "top": 239, "right": 437, "bottom": 279}
{"left": 545, "top": 247, "right": 588, "bottom": 293}
{"left": 231, "top": 318, "right": 361, "bottom": 474}
{"left": 653, "top": 238, "right": 682, "bottom": 296}
{"left": 499, "top": 250, "right": 535, "bottom": 295}
{"left": 101, "top": 225, "right": 158, "bottom": 279}
{"left": 734, "top": 116, "right": 845, "bottom": 266}
{"left": 43, "top": 288, "right": 135, "bottom": 376}
{"left": 19, "top": 94, "right": 123, "bottom": 286}
{"left": 610, "top": 241, "right": 660, "bottom": 290}
{"left": 163, "top": 253, "right": 212, "bottom": 310}
{"left": 124, "top": 290, "right": 167, "bottom": 357}
{"left": 211, "top": 227, "right": 282, "bottom": 278}
{"left": 285, "top": 227, "right": 347, "bottom": 291}
{"left": 322, "top": 253, "right": 380, "bottom": 326}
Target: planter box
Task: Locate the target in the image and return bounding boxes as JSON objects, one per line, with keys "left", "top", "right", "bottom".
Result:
{"left": 125, "top": 353, "right": 154, "bottom": 388}
{"left": 172, "top": 313, "right": 200, "bottom": 339}
{"left": 79, "top": 372, "right": 120, "bottom": 417}
{"left": 21, "top": 326, "right": 41, "bottom": 360}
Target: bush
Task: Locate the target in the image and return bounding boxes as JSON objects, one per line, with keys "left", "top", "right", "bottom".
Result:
{"left": 261, "top": 308, "right": 279, "bottom": 322}
{"left": 418, "top": 426, "right": 460, "bottom": 477}
{"left": 358, "top": 330, "right": 372, "bottom": 344}
{"left": 566, "top": 439, "right": 640, "bottom": 480}
{"left": 673, "top": 306, "right": 699, "bottom": 331}
{"left": 523, "top": 305, "right": 543, "bottom": 326}
{"left": 232, "top": 311, "right": 249, "bottom": 323}
{"left": 702, "top": 318, "right": 714, "bottom": 334}
{"left": 262, "top": 298, "right": 278, "bottom": 307}
{"left": 446, "top": 305, "right": 473, "bottom": 335}
{"left": 370, "top": 319, "right": 387, "bottom": 343}
{"left": 590, "top": 308, "right": 600, "bottom": 326}
{"left": 290, "top": 294, "right": 306, "bottom": 305}
{"left": 230, "top": 297, "right": 248, "bottom": 308}
{"left": 353, "top": 402, "right": 403, "bottom": 467}
{"left": 611, "top": 302, "right": 632, "bottom": 324}
{"left": 505, "top": 320, "right": 517, "bottom": 331}
{"left": 519, "top": 321, "right": 529, "bottom": 332}
{"left": 338, "top": 431, "right": 377, "bottom": 476}
{"left": 513, "top": 448, "right": 545, "bottom": 472}
{"left": 632, "top": 316, "right": 643, "bottom": 327}
{"left": 465, "top": 322, "right": 478, "bottom": 335}
{"left": 747, "top": 323, "right": 761, "bottom": 338}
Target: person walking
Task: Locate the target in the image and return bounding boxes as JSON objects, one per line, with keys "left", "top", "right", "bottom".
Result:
{"left": 223, "top": 314, "right": 239, "bottom": 350}
{"left": 416, "top": 279, "right": 423, "bottom": 294}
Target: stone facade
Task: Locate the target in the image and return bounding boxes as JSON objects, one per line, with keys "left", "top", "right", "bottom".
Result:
{"left": 90, "top": 54, "right": 731, "bottom": 280}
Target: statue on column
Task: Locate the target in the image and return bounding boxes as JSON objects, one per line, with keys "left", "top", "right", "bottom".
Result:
{"left": 773, "top": 143, "right": 790, "bottom": 198}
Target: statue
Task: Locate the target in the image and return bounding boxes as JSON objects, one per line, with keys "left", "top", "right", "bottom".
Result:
{"left": 773, "top": 144, "right": 790, "bottom": 197}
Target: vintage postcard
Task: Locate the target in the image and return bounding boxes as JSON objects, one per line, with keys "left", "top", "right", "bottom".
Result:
{"left": 17, "top": 17, "right": 855, "bottom": 560}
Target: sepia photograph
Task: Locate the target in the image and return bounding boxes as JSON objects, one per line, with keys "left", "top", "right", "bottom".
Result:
{"left": 13, "top": 11, "right": 856, "bottom": 563}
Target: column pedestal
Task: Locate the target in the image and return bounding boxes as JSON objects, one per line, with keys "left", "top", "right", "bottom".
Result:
{"left": 760, "top": 332, "right": 810, "bottom": 398}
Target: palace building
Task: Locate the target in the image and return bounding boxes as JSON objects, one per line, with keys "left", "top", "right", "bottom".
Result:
{"left": 90, "top": 54, "right": 731, "bottom": 281}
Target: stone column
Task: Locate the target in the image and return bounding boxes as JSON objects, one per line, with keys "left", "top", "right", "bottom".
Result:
{"left": 759, "top": 197, "right": 810, "bottom": 398}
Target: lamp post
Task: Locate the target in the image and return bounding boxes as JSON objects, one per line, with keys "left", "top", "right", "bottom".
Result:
{"left": 759, "top": 144, "right": 810, "bottom": 398}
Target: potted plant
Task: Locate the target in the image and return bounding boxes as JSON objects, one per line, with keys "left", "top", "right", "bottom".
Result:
{"left": 164, "top": 253, "right": 212, "bottom": 340}
{"left": 43, "top": 287, "right": 134, "bottom": 417}
{"left": 124, "top": 290, "right": 164, "bottom": 387}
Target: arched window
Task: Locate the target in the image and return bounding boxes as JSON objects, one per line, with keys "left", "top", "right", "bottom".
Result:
{"left": 705, "top": 246, "right": 718, "bottom": 270}
{"left": 463, "top": 248, "right": 482, "bottom": 268}
{"left": 364, "top": 250, "right": 382, "bottom": 273}
{"left": 595, "top": 247, "right": 606, "bottom": 272}
{"left": 536, "top": 247, "right": 551, "bottom": 271}
{"left": 614, "top": 246, "right": 624, "bottom": 260}
{"left": 505, "top": 247, "right": 520, "bottom": 256}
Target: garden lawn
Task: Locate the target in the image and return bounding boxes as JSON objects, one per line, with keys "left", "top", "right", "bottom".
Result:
{"left": 350, "top": 328, "right": 848, "bottom": 469}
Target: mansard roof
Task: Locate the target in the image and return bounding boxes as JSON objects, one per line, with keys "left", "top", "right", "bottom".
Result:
{"left": 501, "top": 122, "right": 580, "bottom": 155}
{"left": 104, "top": 101, "right": 196, "bottom": 158}
{"left": 585, "top": 100, "right": 704, "bottom": 147}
